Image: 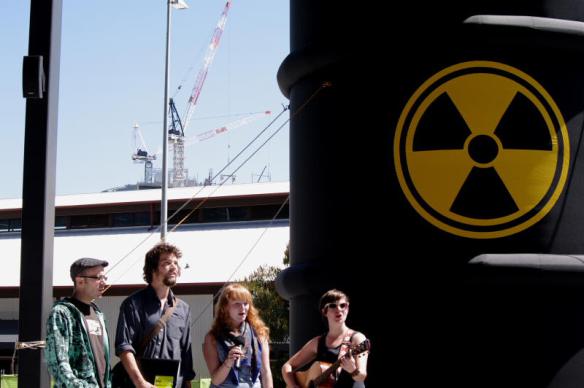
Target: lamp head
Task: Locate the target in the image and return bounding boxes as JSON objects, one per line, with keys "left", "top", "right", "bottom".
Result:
{"left": 171, "top": 0, "right": 189, "bottom": 10}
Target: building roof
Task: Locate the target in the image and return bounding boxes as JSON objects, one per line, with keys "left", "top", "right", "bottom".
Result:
{"left": 0, "top": 181, "right": 290, "bottom": 211}
{"left": 0, "top": 182, "right": 290, "bottom": 287}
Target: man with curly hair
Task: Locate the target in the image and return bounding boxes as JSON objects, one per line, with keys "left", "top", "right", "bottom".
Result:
{"left": 115, "top": 242, "right": 196, "bottom": 388}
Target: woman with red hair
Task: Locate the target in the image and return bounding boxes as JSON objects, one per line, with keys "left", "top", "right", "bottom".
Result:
{"left": 203, "top": 283, "right": 273, "bottom": 388}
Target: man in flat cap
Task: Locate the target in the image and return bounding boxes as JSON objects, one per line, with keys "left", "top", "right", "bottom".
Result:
{"left": 45, "top": 258, "right": 112, "bottom": 388}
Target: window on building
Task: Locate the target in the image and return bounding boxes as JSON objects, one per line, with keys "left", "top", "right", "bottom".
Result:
{"left": 227, "top": 206, "right": 250, "bottom": 221}
{"left": 55, "top": 216, "right": 68, "bottom": 230}
{"left": 201, "top": 207, "right": 228, "bottom": 223}
{"left": 69, "top": 214, "right": 109, "bottom": 229}
{"left": 251, "top": 204, "right": 289, "bottom": 220}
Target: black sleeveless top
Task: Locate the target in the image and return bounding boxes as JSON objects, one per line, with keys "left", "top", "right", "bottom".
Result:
{"left": 316, "top": 334, "right": 365, "bottom": 388}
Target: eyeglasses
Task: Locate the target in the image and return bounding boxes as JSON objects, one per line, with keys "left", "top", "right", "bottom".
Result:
{"left": 324, "top": 302, "right": 349, "bottom": 310}
{"left": 78, "top": 275, "right": 108, "bottom": 282}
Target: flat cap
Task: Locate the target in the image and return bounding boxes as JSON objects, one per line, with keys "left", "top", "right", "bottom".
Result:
{"left": 70, "top": 257, "right": 109, "bottom": 281}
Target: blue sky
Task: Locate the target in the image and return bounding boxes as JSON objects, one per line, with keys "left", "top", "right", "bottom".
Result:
{"left": 0, "top": 1, "right": 290, "bottom": 198}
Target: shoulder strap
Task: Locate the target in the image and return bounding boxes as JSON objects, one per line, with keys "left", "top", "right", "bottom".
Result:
{"left": 342, "top": 329, "right": 356, "bottom": 345}
{"left": 136, "top": 298, "right": 179, "bottom": 357}
{"left": 339, "top": 330, "right": 355, "bottom": 362}
{"left": 250, "top": 323, "right": 259, "bottom": 371}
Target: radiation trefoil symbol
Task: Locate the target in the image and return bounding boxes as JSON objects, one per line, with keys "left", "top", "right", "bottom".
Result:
{"left": 394, "top": 61, "right": 570, "bottom": 239}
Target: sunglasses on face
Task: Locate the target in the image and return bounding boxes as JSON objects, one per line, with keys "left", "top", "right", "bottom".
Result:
{"left": 324, "top": 302, "right": 349, "bottom": 310}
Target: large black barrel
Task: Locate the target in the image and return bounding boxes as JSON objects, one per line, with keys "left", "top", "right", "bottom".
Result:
{"left": 277, "top": 1, "right": 584, "bottom": 386}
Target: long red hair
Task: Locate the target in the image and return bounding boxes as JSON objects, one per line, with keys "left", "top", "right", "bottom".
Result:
{"left": 210, "top": 283, "right": 270, "bottom": 340}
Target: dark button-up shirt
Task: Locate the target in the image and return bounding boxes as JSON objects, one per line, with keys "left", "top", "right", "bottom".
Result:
{"left": 115, "top": 286, "right": 196, "bottom": 386}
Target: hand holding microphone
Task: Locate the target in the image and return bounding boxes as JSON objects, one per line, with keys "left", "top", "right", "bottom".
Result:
{"left": 232, "top": 336, "right": 246, "bottom": 369}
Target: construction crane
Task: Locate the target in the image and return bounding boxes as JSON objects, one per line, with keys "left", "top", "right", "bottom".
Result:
{"left": 132, "top": 123, "right": 157, "bottom": 185}
{"left": 132, "top": 109, "right": 270, "bottom": 187}
{"left": 169, "top": 0, "right": 232, "bottom": 187}
{"left": 168, "top": 98, "right": 186, "bottom": 185}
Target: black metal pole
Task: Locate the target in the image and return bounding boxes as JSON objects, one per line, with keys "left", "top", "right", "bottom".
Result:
{"left": 18, "top": 1, "right": 62, "bottom": 387}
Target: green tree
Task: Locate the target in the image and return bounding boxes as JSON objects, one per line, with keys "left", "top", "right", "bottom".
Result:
{"left": 283, "top": 242, "right": 289, "bottom": 266}
{"left": 242, "top": 265, "right": 288, "bottom": 342}
{"left": 241, "top": 244, "right": 290, "bottom": 387}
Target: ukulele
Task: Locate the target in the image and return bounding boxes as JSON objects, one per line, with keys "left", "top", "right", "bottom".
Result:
{"left": 295, "top": 339, "right": 371, "bottom": 388}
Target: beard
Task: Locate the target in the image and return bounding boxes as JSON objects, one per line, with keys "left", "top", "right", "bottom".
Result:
{"left": 163, "top": 274, "right": 177, "bottom": 287}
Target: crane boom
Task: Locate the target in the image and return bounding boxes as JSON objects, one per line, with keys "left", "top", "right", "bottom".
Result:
{"left": 184, "top": 111, "right": 271, "bottom": 146}
{"left": 182, "top": 0, "right": 232, "bottom": 132}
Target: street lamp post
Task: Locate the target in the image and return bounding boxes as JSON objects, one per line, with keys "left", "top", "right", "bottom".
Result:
{"left": 161, "top": 0, "right": 188, "bottom": 240}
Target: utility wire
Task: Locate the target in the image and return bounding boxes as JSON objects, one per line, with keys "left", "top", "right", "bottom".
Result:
{"left": 104, "top": 105, "right": 289, "bottom": 287}
{"left": 104, "top": 81, "right": 330, "bottom": 295}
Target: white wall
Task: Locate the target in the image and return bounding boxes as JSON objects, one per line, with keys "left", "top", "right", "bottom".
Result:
{"left": 0, "top": 221, "right": 289, "bottom": 288}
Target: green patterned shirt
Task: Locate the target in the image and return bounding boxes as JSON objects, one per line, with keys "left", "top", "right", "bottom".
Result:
{"left": 45, "top": 298, "right": 111, "bottom": 388}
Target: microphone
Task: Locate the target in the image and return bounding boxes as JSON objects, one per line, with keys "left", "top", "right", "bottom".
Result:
{"left": 232, "top": 336, "right": 245, "bottom": 369}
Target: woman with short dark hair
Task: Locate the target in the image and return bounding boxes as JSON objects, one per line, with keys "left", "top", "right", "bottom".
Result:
{"left": 282, "top": 289, "right": 369, "bottom": 388}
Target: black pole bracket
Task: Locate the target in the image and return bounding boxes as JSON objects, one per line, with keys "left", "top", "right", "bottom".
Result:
{"left": 22, "top": 55, "right": 45, "bottom": 99}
